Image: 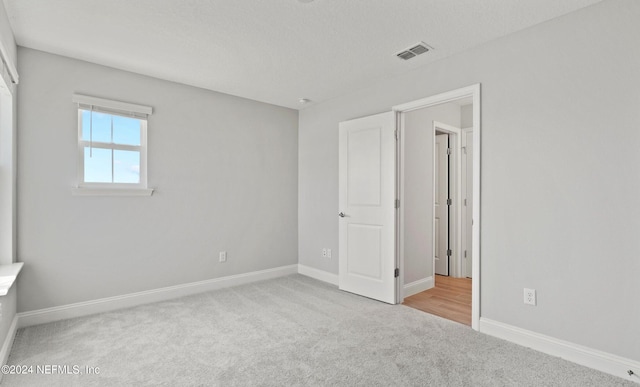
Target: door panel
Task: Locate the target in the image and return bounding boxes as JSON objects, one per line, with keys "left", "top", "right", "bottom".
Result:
{"left": 435, "top": 133, "right": 449, "bottom": 276}
{"left": 347, "top": 224, "right": 382, "bottom": 279}
{"left": 339, "top": 111, "right": 396, "bottom": 304}
{"left": 347, "top": 128, "right": 382, "bottom": 206}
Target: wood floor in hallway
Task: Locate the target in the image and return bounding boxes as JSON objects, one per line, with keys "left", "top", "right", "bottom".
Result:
{"left": 402, "top": 275, "right": 472, "bottom": 326}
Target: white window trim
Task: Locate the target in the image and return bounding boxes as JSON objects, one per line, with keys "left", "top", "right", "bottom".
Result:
{"left": 0, "top": 262, "right": 24, "bottom": 296}
{"left": 73, "top": 94, "right": 153, "bottom": 196}
{"left": 71, "top": 187, "right": 153, "bottom": 197}
{"left": 72, "top": 94, "right": 152, "bottom": 116}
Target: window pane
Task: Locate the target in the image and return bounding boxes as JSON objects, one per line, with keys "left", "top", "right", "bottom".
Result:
{"left": 81, "top": 111, "right": 111, "bottom": 143}
{"left": 112, "top": 116, "right": 141, "bottom": 146}
{"left": 113, "top": 150, "right": 140, "bottom": 184}
{"left": 84, "top": 147, "right": 112, "bottom": 183}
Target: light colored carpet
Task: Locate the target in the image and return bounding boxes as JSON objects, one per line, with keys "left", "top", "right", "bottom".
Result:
{"left": 2, "top": 275, "right": 634, "bottom": 386}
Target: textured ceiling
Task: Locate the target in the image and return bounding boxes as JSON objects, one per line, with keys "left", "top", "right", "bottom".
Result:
{"left": 3, "top": 0, "right": 602, "bottom": 109}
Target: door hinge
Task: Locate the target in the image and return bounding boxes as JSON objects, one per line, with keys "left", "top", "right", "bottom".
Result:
{"left": 447, "top": 249, "right": 452, "bottom": 257}
{"left": 446, "top": 198, "right": 452, "bottom": 206}
{"left": 447, "top": 147, "right": 451, "bottom": 155}
{"left": 394, "top": 268, "right": 399, "bottom": 278}
{"left": 464, "top": 250, "right": 467, "bottom": 258}
{"left": 394, "top": 130, "right": 399, "bottom": 140}
{"left": 464, "top": 198, "right": 467, "bottom": 206}
{"left": 462, "top": 146, "right": 467, "bottom": 154}
{"left": 395, "top": 199, "right": 400, "bottom": 209}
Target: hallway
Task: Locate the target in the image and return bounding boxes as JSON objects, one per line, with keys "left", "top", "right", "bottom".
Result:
{"left": 403, "top": 275, "right": 472, "bottom": 326}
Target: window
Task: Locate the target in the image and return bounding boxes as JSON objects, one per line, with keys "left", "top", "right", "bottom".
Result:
{"left": 72, "top": 94, "right": 153, "bottom": 195}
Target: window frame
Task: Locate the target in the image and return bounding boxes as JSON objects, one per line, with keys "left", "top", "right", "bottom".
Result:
{"left": 73, "top": 94, "right": 152, "bottom": 193}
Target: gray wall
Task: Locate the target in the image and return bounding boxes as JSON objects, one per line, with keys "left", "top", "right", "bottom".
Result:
{"left": 17, "top": 48, "right": 299, "bottom": 312}
{"left": 299, "top": 0, "right": 640, "bottom": 361}
{"left": 460, "top": 104, "right": 473, "bottom": 128}
{"left": 403, "top": 104, "right": 460, "bottom": 284}
{"left": 0, "top": 2, "right": 16, "bottom": 68}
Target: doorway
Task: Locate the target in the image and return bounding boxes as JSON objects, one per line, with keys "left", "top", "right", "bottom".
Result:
{"left": 394, "top": 85, "right": 480, "bottom": 329}
{"left": 434, "top": 122, "right": 461, "bottom": 278}
{"left": 337, "top": 84, "right": 480, "bottom": 329}
{"left": 403, "top": 116, "right": 474, "bottom": 325}
{"left": 434, "top": 131, "right": 450, "bottom": 276}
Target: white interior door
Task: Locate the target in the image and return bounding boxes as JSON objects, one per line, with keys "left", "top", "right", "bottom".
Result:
{"left": 339, "top": 111, "right": 396, "bottom": 304}
{"left": 462, "top": 129, "right": 473, "bottom": 278}
{"left": 434, "top": 133, "right": 449, "bottom": 276}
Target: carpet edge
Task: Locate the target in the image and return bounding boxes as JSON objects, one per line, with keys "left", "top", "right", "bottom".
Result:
{"left": 16, "top": 264, "right": 298, "bottom": 328}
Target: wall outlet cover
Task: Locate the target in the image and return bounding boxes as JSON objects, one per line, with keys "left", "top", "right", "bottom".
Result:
{"left": 524, "top": 288, "right": 536, "bottom": 306}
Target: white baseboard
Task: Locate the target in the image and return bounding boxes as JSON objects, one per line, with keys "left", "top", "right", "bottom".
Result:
{"left": 298, "top": 264, "right": 338, "bottom": 286}
{"left": 403, "top": 276, "right": 434, "bottom": 298}
{"left": 0, "top": 314, "right": 18, "bottom": 382}
{"left": 17, "top": 264, "right": 298, "bottom": 328}
{"left": 479, "top": 318, "right": 640, "bottom": 384}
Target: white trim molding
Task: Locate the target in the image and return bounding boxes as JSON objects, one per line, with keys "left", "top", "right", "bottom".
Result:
{"left": 0, "top": 43, "right": 18, "bottom": 85}
{"left": 297, "top": 264, "right": 338, "bottom": 286}
{"left": 403, "top": 276, "right": 434, "bottom": 298}
{"left": 18, "top": 264, "right": 298, "bottom": 328}
{"left": 71, "top": 187, "right": 154, "bottom": 197}
{"left": 393, "top": 84, "right": 480, "bottom": 113}
{"left": 480, "top": 318, "right": 640, "bottom": 383}
{"left": 72, "top": 94, "right": 152, "bottom": 116}
{"left": 0, "top": 262, "right": 23, "bottom": 296}
{"left": 0, "top": 315, "right": 18, "bottom": 382}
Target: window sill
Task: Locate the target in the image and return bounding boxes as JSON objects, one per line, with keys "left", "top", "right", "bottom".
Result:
{"left": 71, "top": 187, "right": 154, "bottom": 197}
{"left": 0, "top": 262, "right": 24, "bottom": 296}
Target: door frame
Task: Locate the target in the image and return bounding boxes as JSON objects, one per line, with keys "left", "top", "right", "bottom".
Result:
{"left": 433, "top": 122, "right": 461, "bottom": 279}
{"left": 461, "top": 127, "right": 474, "bottom": 279}
{"left": 393, "top": 84, "right": 481, "bottom": 330}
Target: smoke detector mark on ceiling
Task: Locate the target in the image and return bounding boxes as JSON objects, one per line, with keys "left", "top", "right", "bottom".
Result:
{"left": 396, "top": 42, "right": 433, "bottom": 60}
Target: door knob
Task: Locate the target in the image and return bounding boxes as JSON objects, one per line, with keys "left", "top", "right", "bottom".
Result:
{"left": 338, "top": 212, "right": 346, "bottom": 217}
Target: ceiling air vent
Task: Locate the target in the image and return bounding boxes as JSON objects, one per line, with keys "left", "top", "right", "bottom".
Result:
{"left": 396, "top": 42, "right": 432, "bottom": 60}
{"left": 397, "top": 51, "right": 416, "bottom": 60}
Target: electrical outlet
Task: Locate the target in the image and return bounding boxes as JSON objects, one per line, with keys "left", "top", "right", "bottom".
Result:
{"left": 524, "top": 288, "right": 536, "bottom": 306}
{"left": 219, "top": 251, "right": 227, "bottom": 263}
{"left": 327, "top": 249, "right": 332, "bottom": 258}
{"left": 322, "top": 248, "right": 327, "bottom": 258}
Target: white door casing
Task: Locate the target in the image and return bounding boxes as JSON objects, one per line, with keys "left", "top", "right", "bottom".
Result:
{"left": 338, "top": 111, "right": 397, "bottom": 304}
{"left": 434, "top": 122, "right": 461, "bottom": 277}
{"left": 462, "top": 128, "right": 473, "bottom": 278}
{"left": 434, "top": 133, "right": 449, "bottom": 276}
